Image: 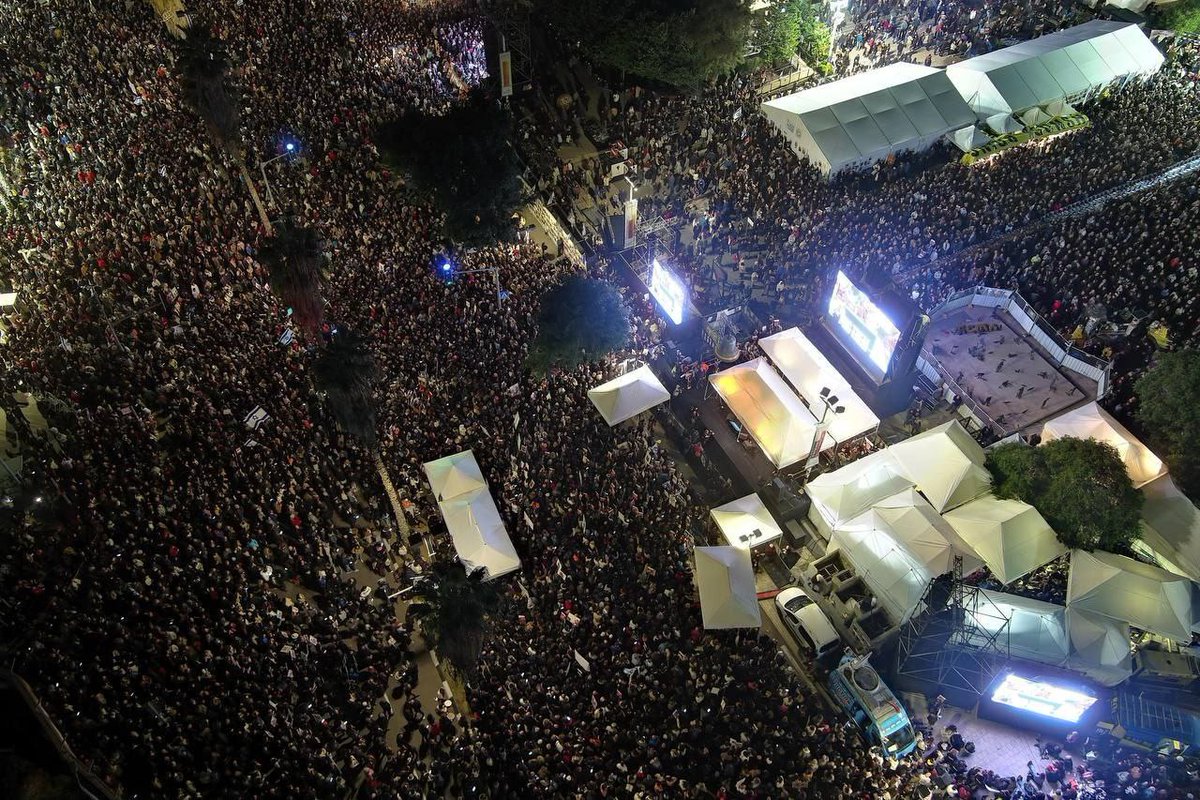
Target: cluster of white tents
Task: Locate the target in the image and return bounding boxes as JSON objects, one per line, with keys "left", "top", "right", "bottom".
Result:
{"left": 423, "top": 450, "right": 521, "bottom": 580}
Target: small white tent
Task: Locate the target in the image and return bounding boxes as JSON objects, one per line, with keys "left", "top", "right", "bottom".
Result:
{"left": 967, "top": 590, "right": 1070, "bottom": 666}
{"left": 438, "top": 488, "right": 521, "bottom": 580}
{"left": 693, "top": 546, "right": 762, "bottom": 629}
{"left": 587, "top": 365, "right": 670, "bottom": 426}
{"left": 709, "top": 358, "right": 817, "bottom": 468}
{"left": 943, "top": 496, "right": 1067, "bottom": 584}
{"left": 887, "top": 421, "right": 991, "bottom": 512}
{"left": 711, "top": 493, "right": 783, "bottom": 548}
{"left": 1067, "top": 550, "right": 1194, "bottom": 642}
{"left": 423, "top": 450, "right": 488, "bottom": 502}
{"left": 830, "top": 520, "right": 933, "bottom": 623}
{"left": 1066, "top": 607, "right": 1132, "bottom": 678}
{"left": 1138, "top": 473, "right": 1200, "bottom": 581}
{"left": 806, "top": 449, "right": 914, "bottom": 535}
{"left": 1041, "top": 401, "right": 1166, "bottom": 487}
{"left": 866, "top": 489, "right": 983, "bottom": 576}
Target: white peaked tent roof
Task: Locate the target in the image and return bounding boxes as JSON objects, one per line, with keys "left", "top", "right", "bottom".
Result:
{"left": 946, "top": 21, "right": 1164, "bottom": 118}
{"left": 944, "top": 496, "right": 1067, "bottom": 584}
{"left": 1041, "top": 401, "right": 1166, "bottom": 488}
{"left": 758, "top": 327, "right": 880, "bottom": 447}
{"left": 437, "top": 488, "right": 521, "bottom": 580}
{"left": 709, "top": 358, "right": 817, "bottom": 468}
{"left": 694, "top": 546, "right": 762, "bottom": 629}
{"left": 711, "top": 493, "right": 784, "bottom": 548}
{"left": 423, "top": 449, "right": 488, "bottom": 501}
{"left": 950, "top": 125, "right": 991, "bottom": 152}
{"left": 887, "top": 421, "right": 991, "bottom": 512}
{"left": 969, "top": 590, "right": 1070, "bottom": 666}
{"left": 1067, "top": 550, "right": 1195, "bottom": 642}
{"left": 761, "top": 62, "right": 976, "bottom": 174}
{"left": 841, "top": 488, "right": 983, "bottom": 576}
{"left": 806, "top": 449, "right": 915, "bottom": 533}
{"left": 1138, "top": 473, "right": 1200, "bottom": 581}
{"left": 1067, "top": 607, "right": 1132, "bottom": 672}
{"left": 830, "top": 519, "right": 932, "bottom": 623}
{"left": 587, "top": 365, "right": 670, "bottom": 426}
{"left": 985, "top": 113, "right": 1023, "bottom": 134}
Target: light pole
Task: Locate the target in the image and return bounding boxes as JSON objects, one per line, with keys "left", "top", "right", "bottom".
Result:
{"left": 439, "top": 260, "right": 505, "bottom": 310}
{"left": 804, "top": 386, "right": 845, "bottom": 475}
{"left": 259, "top": 142, "right": 296, "bottom": 211}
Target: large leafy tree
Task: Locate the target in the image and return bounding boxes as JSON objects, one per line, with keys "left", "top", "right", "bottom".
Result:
{"left": 526, "top": 275, "right": 631, "bottom": 373}
{"left": 757, "top": 1, "right": 804, "bottom": 65}
{"left": 407, "top": 561, "right": 501, "bottom": 675}
{"left": 1136, "top": 349, "right": 1200, "bottom": 498}
{"left": 538, "top": 0, "right": 751, "bottom": 88}
{"left": 260, "top": 219, "right": 325, "bottom": 335}
{"left": 175, "top": 29, "right": 241, "bottom": 153}
{"left": 313, "top": 329, "right": 379, "bottom": 448}
{"left": 377, "top": 91, "right": 524, "bottom": 247}
{"left": 987, "top": 439, "right": 1143, "bottom": 552}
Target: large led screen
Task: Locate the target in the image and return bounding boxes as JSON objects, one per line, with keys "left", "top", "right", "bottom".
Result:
{"left": 990, "top": 675, "right": 1097, "bottom": 723}
{"left": 828, "top": 271, "right": 900, "bottom": 373}
{"left": 650, "top": 259, "right": 686, "bottom": 325}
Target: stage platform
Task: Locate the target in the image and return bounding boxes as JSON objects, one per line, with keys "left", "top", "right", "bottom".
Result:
{"left": 674, "top": 382, "right": 778, "bottom": 491}
{"left": 923, "top": 306, "right": 1097, "bottom": 436}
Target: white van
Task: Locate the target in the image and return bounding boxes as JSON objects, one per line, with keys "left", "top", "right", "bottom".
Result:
{"left": 775, "top": 587, "right": 841, "bottom": 661}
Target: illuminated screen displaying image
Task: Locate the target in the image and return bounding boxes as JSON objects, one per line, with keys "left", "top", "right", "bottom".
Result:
{"left": 990, "top": 675, "right": 1097, "bottom": 723}
{"left": 650, "top": 259, "right": 686, "bottom": 325}
{"left": 827, "top": 271, "right": 901, "bottom": 373}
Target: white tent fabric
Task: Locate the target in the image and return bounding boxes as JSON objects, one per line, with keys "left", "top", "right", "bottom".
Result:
{"left": 887, "top": 421, "right": 992, "bottom": 512}
{"left": 1043, "top": 99, "right": 1077, "bottom": 117}
{"left": 806, "top": 449, "right": 914, "bottom": 535}
{"left": 862, "top": 488, "right": 983, "bottom": 575}
{"left": 1138, "top": 473, "right": 1200, "bottom": 581}
{"left": 709, "top": 358, "right": 817, "bottom": 468}
{"left": 967, "top": 590, "right": 1070, "bottom": 666}
{"left": 1019, "top": 106, "right": 1052, "bottom": 127}
{"left": 943, "top": 496, "right": 1067, "bottom": 584}
{"left": 1067, "top": 550, "right": 1195, "bottom": 642}
{"left": 693, "top": 546, "right": 762, "bottom": 629}
{"left": 950, "top": 125, "right": 991, "bottom": 152}
{"left": 711, "top": 493, "right": 784, "bottom": 548}
{"left": 761, "top": 62, "right": 976, "bottom": 175}
{"left": 758, "top": 327, "right": 880, "bottom": 447}
{"left": 423, "top": 449, "right": 488, "bottom": 502}
{"left": 985, "top": 113, "right": 1024, "bottom": 134}
{"left": 437, "top": 488, "right": 521, "bottom": 580}
{"left": 587, "top": 365, "right": 670, "bottom": 426}
{"left": 946, "top": 21, "right": 1164, "bottom": 118}
{"left": 1067, "top": 607, "right": 1132, "bottom": 671}
{"left": 1041, "top": 401, "right": 1166, "bottom": 487}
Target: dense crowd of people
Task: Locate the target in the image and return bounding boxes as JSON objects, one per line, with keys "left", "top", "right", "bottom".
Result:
{"left": 1, "top": 0, "right": 1199, "bottom": 799}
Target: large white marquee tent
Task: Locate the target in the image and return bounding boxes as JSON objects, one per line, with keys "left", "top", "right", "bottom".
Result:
{"left": 1138, "top": 473, "right": 1200, "bottom": 581}
{"left": 758, "top": 327, "right": 880, "bottom": 447}
{"left": 424, "top": 450, "right": 522, "bottom": 580}
{"left": 761, "top": 62, "right": 976, "bottom": 175}
{"left": 887, "top": 421, "right": 992, "bottom": 512}
{"left": 693, "top": 546, "right": 762, "bottom": 629}
{"left": 709, "top": 358, "right": 817, "bottom": 468}
{"left": 943, "top": 495, "right": 1067, "bottom": 584}
{"left": 945, "top": 20, "right": 1164, "bottom": 119}
{"left": 587, "top": 365, "right": 670, "bottom": 426}
{"left": 1066, "top": 549, "right": 1194, "bottom": 642}
{"left": 806, "top": 449, "right": 914, "bottom": 535}
{"left": 1041, "top": 401, "right": 1166, "bottom": 488}
{"left": 711, "top": 493, "right": 784, "bottom": 548}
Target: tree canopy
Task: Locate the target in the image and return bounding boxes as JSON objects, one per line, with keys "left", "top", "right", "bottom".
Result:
{"left": 757, "top": 0, "right": 830, "bottom": 73}
{"left": 526, "top": 275, "right": 631, "bottom": 373}
{"left": 1136, "top": 348, "right": 1200, "bottom": 497}
{"left": 987, "top": 439, "right": 1143, "bottom": 552}
{"left": 376, "top": 91, "right": 524, "bottom": 247}
{"left": 313, "top": 329, "right": 379, "bottom": 448}
{"left": 260, "top": 218, "right": 325, "bottom": 335}
{"left": 1156, "top": 0, "right": 1200, "bottom": 34}
{"left": 407, "top": 560, "right": 500, "bottom": 675}
{"left": 175, "top": 29, "right": 241, "bottom": 153}
{"left": 537, "top": 0, "right": 751, "bottom": 88}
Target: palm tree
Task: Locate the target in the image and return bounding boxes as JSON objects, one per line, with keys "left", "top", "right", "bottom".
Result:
{"left": 407, "top": 561, "right": 500, "bottom": 675}
{"left": 260, "top": 218, "right": 325, "bottom": 335}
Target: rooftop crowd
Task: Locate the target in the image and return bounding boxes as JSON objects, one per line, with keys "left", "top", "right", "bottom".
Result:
{"left": 1, "top": 1, "right": 1199, "bottom": 799}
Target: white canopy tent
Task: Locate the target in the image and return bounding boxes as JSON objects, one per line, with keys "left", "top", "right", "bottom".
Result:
{"left": 1138, "top": 473, "right": 1200, "bottom": 581}
{"left": 806, "top": 449, "right": 914, "bottom": 536}
{"left": 711, "top": 493, "right": 784, "bottom": 548}
{"left": 1066, "top": 607, "right": 1132, "bottom": 683}
{"left": 866, "top": 489, "right": 983, "bottom": 575}
{"left": 887, "top": 421, "right": 991, "bottom": 512}
{"left": 437, "top": 488, "right": 521, "bottom": 580}
{"left": 943, "top": 496, "right": 1067, "bottom": 584}
{"left": 946, "top": 21, "right": 1164, "bottom": 119}
{"left": 758, "top": 327, "right": 880, "bottom": 447}
{"left": 967, "top": 590, "right": 1070, "bottom": 666}
{"left": 587, "top": 365, "right": 670, "bottom": 426}
{"left": 693, "top": 546, "right": 762, "bottom": 629}
{"left": 1041, "top": 401, "right": 1166, "bottom": 488}
{"left": 423, "top": 449, "right": 488, "bottom": 502}
{"left": 709, "top": 358, "right": 817, "bottom": 468}
{"left": 761, "top": 62, "right": 976, "bottom": 175}
{"left": 1067, "top": 550, "right": 1195, "bottom": 642}
{"left": 950, "top": 125, "right": 991, "bottom": 153}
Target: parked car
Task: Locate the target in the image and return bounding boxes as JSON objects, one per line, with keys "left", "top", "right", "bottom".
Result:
{"left": 775, "top": 586, "right": 841, "bottom": 661}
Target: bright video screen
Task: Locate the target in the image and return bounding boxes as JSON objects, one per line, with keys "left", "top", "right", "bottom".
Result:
{"left": 990, "top": 674, "right": 1097, "bottom": 723}
{"left": 828, "top": 271, "right": 900, "bottom": 373}
{"left": 649, "top": 258, "right": 686, "bottom": 325}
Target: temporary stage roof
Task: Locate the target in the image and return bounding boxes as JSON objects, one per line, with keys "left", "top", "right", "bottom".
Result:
{"left": 711, "top": 493, "right": 784, "bottom": 548}
{"left": 437, "top": 488, "right": 522, "bottom": 580}
{"left": 887, "top": 421, "right": 992, "bottom": 512}
{"left": 968, "top": 590, "right": 1070, "bottom": 666}
{"left": 761, "top": 62, "right": 976, "bottom": 175}
{"left": 758, "top": 327, "right": 880, "bottom": 447}
{"left": 806, "top": 449, "right": 914, "bottom": 535}
{"left": 423, "top": 449, "right": 488, "bottom": 502}
{"left": 587, "top": 365, "right": 670, "bottom": 426}
{"left": 694, "top": 546, "right": 762, "bottom": 629}
{"left": 943, "top": 495, "right": 1067, "bottom": 584}
{"left": 709, "top": 358, "right": 817, "bottom": 468}
{"left": 946, "top": 20, "right": 1164, "bottom": 118}
{"left": 1041, "top": 401, "right": 1166, "bottom": 488}
{"left": 1138, "top": 473, "right": 1200, "bottom": 581}
{"left": 1066, "top": 549, "right": 1194, "bottom": 642}
{"left": 1066, "top": 607, "right": 1132, "bottom": 681}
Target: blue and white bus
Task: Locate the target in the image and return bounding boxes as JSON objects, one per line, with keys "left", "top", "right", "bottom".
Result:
{"left": 829, "top": 654, "right": 918, "bottom": 759}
